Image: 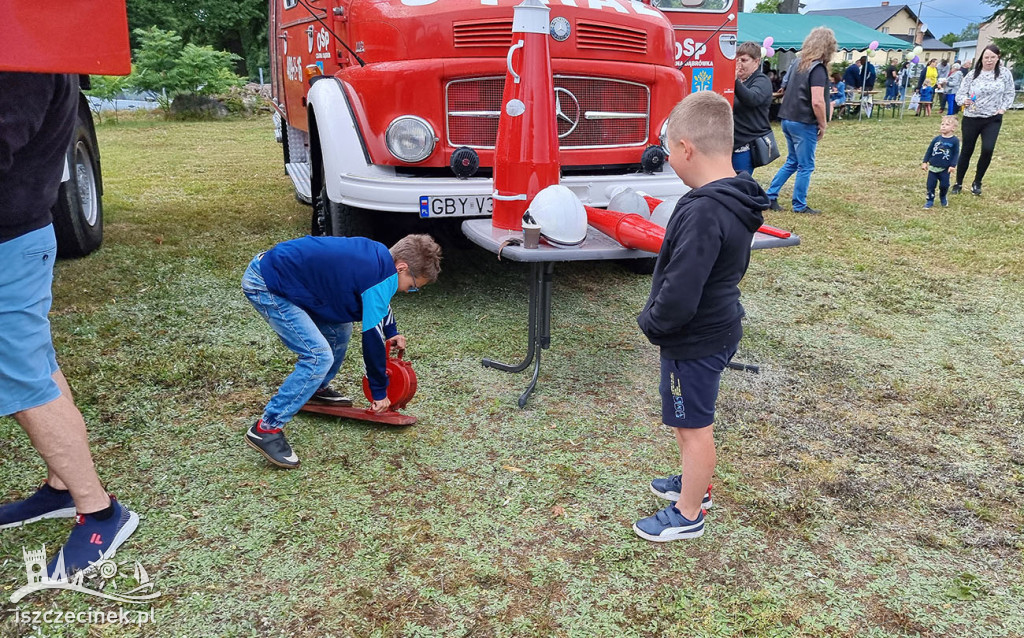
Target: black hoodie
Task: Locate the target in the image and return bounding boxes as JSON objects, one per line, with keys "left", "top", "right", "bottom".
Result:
{"left": 637, "top": 173, "right": 767, "bottom": 360}
{"left": 0, "top": 73, "right": 77, "bottom": 243}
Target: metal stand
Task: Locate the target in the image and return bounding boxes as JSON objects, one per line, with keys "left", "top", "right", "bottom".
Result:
{"left": 462, "top": 219, "right": 799, "bottom": 408}
{"left": 481, "top": 262, "right": 553, "bottom": 406}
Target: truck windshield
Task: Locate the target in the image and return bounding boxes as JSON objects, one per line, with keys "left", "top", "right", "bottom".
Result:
{"left": 652, "top": 0, "right": 733, "bottom": 12}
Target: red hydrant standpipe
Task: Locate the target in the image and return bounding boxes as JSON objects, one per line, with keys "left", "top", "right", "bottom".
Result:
{"left": 491, "top": 0, "right": 561, "bottom": 231}
{"left": 300, "top": 341, "right": 418, "bottom": 426}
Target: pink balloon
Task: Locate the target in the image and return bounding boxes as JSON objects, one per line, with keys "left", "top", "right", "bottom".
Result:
{"left": 767, "top": 46, "right": 775, "bottom": 58}
{"left": 869, "top": 40, "right": 879, "bottom": 51}
{"left": 763, "top": 36, "right": 774, "bottom": 48}
{"left": 912, "top": 55, "right": 920, "bottom": 63}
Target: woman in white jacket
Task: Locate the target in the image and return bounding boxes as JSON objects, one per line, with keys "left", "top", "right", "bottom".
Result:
{"left": 953, "top": 44, "right": 1016, "bottom": 196}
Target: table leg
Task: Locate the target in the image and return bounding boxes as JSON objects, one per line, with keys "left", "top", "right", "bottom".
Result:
{"left": 481, "top": 262, "right": 541, "bottom": 373}
{"left": 517, "top": 262, "right": 554, "bottom": 407}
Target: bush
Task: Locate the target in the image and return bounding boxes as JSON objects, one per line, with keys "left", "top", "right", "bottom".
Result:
{"left": 127, "top": 26, "right": 243, "bottom": 119}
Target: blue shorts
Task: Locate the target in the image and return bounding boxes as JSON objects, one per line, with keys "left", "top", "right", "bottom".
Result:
{"left": 659, "top": 346, "right": 736, "bottom": 429}
{"left": 0, "top": 225, "right": 61, "bottom": 416}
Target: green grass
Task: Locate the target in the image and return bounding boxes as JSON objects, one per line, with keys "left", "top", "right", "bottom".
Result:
{"left": 1, "top": 111, "right": 1023, "bottom": 637}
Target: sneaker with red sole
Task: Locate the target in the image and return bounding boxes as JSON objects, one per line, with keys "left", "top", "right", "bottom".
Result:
{"left": 47, "top": 497, "right": 139, "bottom": 579}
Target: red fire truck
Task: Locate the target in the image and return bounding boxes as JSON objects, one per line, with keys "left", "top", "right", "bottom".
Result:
{"left": 268, "top": 0, "right": 737, "bottom": 237}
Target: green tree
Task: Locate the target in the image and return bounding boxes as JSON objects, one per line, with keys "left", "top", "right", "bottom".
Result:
{"left": 752, "top": 0, "right": 782, "bottom": 13}
{"left": 126, "top": 0, "right": 268, "bottom": 80}
{"left": 128, "top": 27, "right": 183, "bottom": 96}
{"left": 940, "top": 32, "right": 958, "bottom": 46}
{"left": 958, "top": 22, "right": 981, "bottom": 41}
{"left": 984, "top": 0, "right": 1024, "bottom": 66}
{"left": 127, "top": 26, "right": 242, "bottom": 117}
{"left": 173, "top": 44, "right": 243, "bottom": 95}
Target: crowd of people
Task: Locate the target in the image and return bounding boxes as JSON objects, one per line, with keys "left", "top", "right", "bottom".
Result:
{"left": 734, "top": 31, "right": 1015, "bottom": 214}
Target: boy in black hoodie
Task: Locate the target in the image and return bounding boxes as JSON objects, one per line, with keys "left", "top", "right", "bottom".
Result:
{"left": 633, "top": 91, "right": 768, "bottom": 542}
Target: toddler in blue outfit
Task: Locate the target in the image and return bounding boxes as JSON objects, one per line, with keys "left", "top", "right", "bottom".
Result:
{"left": 920, "top": 115, "right": 960, "bottom": 209}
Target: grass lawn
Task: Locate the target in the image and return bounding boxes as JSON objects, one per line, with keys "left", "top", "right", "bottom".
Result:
{"left": 1, "top": 110, "right": 1022, "bottom": 637}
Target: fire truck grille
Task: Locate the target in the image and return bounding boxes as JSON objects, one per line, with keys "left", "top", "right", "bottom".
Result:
{"left": 446, "top": 76, "right": 650, "bottom": 150}
{"left": 576, "top": 22, "right": 647, "bottom": 54}
{"left": 453, "top": 20, "right": 514, "bottom": 48}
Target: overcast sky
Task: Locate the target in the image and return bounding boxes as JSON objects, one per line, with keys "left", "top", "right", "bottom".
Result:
{"left": 752, "top": 0, "right": 997, "bottom": 39}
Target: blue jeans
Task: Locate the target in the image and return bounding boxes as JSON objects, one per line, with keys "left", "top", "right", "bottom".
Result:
{"left": 884, "top": 83, "right": 898, "bottom": 101}
{"left": 766, "top": 120, "right": 819, "bottom": 211}
{"left": 242, "top": 255, "right": 352, "bottom": 429}
{"left": 731, "top": 148, "right": 754, "bottom": 175}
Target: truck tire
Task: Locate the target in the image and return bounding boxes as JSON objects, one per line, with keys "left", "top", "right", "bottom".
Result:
{"left": 52, "top": 99, "right": 103, "bottom": 258}
{"left": 312, "top": 161, "right": 373, "bottom": 238}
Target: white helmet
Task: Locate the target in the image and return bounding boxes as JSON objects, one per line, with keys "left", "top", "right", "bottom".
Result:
{"left": 525, "top": 185, "right": 587, "bottom": 247}
{"left": 650, "top": 197, "right": 680, "bottom": 229}
{"left": 607, "top": 188, "right": 652, "bottom": 219}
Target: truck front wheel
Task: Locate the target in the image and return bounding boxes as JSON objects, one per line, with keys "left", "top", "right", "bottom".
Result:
{"left": 312, "top": 164, "right": 373, "bottom": 238}
{"left": 52, "top": 99, "right": 103, "bottom": 258}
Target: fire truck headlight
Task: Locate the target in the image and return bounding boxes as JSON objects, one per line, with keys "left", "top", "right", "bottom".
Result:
{"left": 386, "top": 116, "right": 436, "bottom": 163}
{"left": 659, "top": 119, "right": 670, "bottom": 154}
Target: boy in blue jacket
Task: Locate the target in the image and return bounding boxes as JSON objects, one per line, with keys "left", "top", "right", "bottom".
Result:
{"left": 241, "top": 234, "right": 441, "bottom": 468}
{"left": 633, "top": 92, "right": 767, "bottom": 541}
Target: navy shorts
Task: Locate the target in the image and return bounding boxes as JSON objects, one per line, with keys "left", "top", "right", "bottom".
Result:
{"left": 659, "top": 346, "right": 737, "bottom": 429}
{"left": 0, "top": 225, "right": 61, "bottom": 416}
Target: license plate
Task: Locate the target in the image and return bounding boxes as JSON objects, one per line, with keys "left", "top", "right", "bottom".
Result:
{"left": 419, "top": 195, "right": 493, "bottom": 218}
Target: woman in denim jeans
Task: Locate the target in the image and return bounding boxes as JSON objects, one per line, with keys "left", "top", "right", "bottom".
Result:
{"left": 765, "top": 27, "right": 837, "bottom": 215}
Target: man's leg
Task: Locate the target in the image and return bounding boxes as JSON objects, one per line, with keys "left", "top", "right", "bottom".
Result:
{"left": 13, "top": 373, "right": 109, "bottom": 514}
{"left": 673, "top": 425, "right": 716, "bottom": 521}
{"left": 0, "top": 225, "right": 137, "bottom": 573}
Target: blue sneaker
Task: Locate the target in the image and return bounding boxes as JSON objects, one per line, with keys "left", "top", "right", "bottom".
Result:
{"left": 47, "top": 498, "right": 139, "bottom": 579}
{"left": 940, "top": 196, "right": 948, "bottom": 207}
{"left": 0, "top": 483, "right": 76, "bottom": 529}
{"left": 924, "top": 200, "right": 934, "bottom": 209}
{"left": 649, "top": 475, "right": 712, "bottom": 509}
{"left": 633, "top": 505, "right": 705, "bottom": 542}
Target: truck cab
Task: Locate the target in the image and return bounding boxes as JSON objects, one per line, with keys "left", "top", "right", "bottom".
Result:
{"left": 269, "top": 0, "right": 730, "bottom": 237}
